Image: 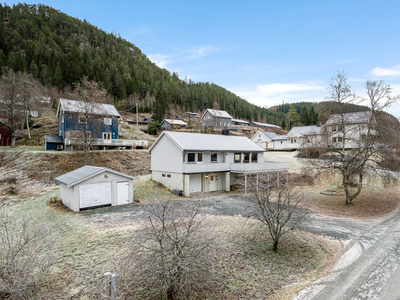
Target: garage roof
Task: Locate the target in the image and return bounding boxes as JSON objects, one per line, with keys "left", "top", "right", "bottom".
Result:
{"left": 54, "top": 166, "right": 139, "bottom": 188}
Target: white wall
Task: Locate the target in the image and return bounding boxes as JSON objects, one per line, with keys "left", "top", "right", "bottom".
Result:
{"left": 151, "top": 135, "right": 183, "bottom": 173}
{"left": 152, "top": 171, "right": 184, "bottom": 191}
{"left": 251, "top": 132, "right": 273, "bottom": 149}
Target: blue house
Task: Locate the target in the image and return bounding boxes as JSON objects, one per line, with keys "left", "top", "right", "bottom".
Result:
{"left": 45, "top": 99, "right": 134, "bottom": 151}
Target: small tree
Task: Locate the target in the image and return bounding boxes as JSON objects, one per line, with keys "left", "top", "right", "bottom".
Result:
{"left": 246, "top": 173, "right": 308, "bottom": 252}
{"left": 299, "top": 106, "right": 310, "bottom": 126}
{"left": 121, "top": 199, "right": 214, "bottom": 299}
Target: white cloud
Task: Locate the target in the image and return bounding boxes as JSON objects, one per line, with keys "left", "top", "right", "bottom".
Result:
{"left": 186, "top": 46, "right": 219, "bottom": 60}
{"left": 370, "top": 65, "right": 400, "bottom": 77}
{"left": 147, "top": 54, "right": 172, "bottom": 68}
{"left": 231, "top": 81, "right": 325, "bottom": 107}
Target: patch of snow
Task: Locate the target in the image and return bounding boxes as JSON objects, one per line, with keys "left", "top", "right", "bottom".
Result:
{"left": 332, "top": 242, "right": 363, "bottom": 272}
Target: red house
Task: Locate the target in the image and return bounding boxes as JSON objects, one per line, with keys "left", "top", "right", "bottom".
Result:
{"left": 0, "top": 121, "right": 12, "bottom": 146}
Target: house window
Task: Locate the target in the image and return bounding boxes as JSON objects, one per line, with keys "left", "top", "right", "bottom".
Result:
{"left": 197, "top": 153, "right": 203, "bottom": 162}
{"left": 251, "top": 153, "right": 258, "bottom": 163}
{"left": 332, "top": 137, "right": 337, "bottom": 143}
{"left": 188, "top": 153, "right": 196, "bottom": 163}
{"left": 281, "top": 141, "right": 283, "bottom": 144}
{"left": 162, "top": 174, "right": 166, "bottom": 177}
{"left": 332, "top": 126, "right": 337, "bottom": 132}
{"left": 167, "top": 174, "right": 171, "bottom": 178}
{"left": 103, "top": 132, "right": 111, "bottom": 139}
{"left": 337, "top": 126, "right": 343, "bottom": 132}
{"left": 78, "top": 115, "right": 86, "bottom": 123}
{"left": 259, "top": 134, "right": 261, "bottom": 138}
{"left": 104, "top": 118, "right": 112, "bottom": 125}
{"left": 234, "top": 153, "right": 241, "bottom": 163}
{"left": 338, "top": 137, "right": 343, "bottom": 143}
{"left": 243, "top": 153, "right": 250, "bottom": 163}
{"left": 291, "top": 139, "right": 294, "bottom": 144}
{"left": 211, "top": 152, "right": 218, "bottom": 162}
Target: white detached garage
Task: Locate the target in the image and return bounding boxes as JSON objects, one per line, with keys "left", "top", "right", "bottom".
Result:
{"left": 54, "top": 166, "right": 139, "bottom": 211}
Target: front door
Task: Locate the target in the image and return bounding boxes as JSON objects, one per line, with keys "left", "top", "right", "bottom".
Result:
{"left": 209, "top": 174, "right": 218, "bottom": 192}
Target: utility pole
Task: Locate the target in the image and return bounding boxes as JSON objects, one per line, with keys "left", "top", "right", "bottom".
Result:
{"left": 136, "top": 103, "right": 139, "bottom": 129}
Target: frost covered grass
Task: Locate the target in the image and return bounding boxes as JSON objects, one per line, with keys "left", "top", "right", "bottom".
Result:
{"left": 1, "top": 190, "right": 333, "bottom": 299}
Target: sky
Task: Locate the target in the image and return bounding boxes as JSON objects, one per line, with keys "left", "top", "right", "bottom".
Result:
{"left": 5, "top": 0, "right": 400, "bottom": 117}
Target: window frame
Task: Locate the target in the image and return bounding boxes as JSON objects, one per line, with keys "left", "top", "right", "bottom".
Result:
{"left": 211, "top": 152, "right": 218, "bottom": 162}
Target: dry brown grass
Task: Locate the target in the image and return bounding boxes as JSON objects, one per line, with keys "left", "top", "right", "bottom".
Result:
{"left": 298, "top": 184, "right": 400, "bottom": 219}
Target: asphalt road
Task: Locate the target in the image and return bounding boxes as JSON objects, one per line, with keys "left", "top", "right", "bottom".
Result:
{"left": 297, "top": 206, "right": 400, "bottom": 300}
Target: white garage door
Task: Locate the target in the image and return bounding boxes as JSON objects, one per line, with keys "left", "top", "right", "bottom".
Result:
{"left": 117, "top": 181, "right": 129, "bottom": 205}
{"left": 189, "top": 174, "right": 202, "bottom": 193}
{"left": 80, "top": 182, "right": 112, "bottom": 209}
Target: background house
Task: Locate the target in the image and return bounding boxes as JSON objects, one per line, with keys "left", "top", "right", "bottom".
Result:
{"left": 149, "top": 131, "right": 289, "bottom": 196}
{"left": 201, "top": 109, "right": 232, "bottom": 129}
{"left": 45, "top": 99, "right": 134, "bottom": 150}
{"left": 251, "top": 131, "right": 277, "bottom": 150}
{"left": 325, "top": 111, "right": 373, "bottom": 149}
{"left": 0, "top": 120, "right": 12, "bottom": 146}
{"left": 54, "top": 166, "right": 139, "bottom": 211}
{"left": 160, "top": 119, "right": 187, "bottom": 130}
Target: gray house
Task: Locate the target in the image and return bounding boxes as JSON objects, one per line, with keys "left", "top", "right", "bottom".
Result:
{"left": 149, "top": 131, "right": 290, "bottom": 197}
{"left": 160, "top": 119, "right": 187, "bottom": 130}
{"left": 201, "top": 109, "right": 232, "bottom": 129}
{"left": 54, "top": 166, "right": 139, "bottom": 211}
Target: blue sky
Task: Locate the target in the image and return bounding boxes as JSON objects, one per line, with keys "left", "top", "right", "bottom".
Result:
{"left": 5, "top": 0, "right": 400, "bottom": 116}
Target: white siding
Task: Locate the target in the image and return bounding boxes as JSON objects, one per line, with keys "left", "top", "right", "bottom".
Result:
{"left": 151, "top": 135, "right": 183, "bottom": 173}
{"left": 152, "top": 171, "right": 184, "bottom": 191}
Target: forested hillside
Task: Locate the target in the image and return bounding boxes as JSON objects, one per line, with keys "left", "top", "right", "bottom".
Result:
{"left": 0, "top": 3, "right": 291, "bottom": 124}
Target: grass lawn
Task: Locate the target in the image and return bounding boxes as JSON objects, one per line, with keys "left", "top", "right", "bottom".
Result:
{"left": 1, "top": 189, "right": 334, "bottom": 299}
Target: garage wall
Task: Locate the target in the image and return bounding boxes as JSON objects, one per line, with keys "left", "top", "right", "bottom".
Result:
{"left": 60, "top": 184, "right": 77, "bottom": 211}
{"left": 76, "top": 172, "right": 134, "bottom": 208}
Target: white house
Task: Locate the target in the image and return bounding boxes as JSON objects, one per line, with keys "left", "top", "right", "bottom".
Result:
{"left": 149, "top": 131, "right": 290, "bottom": 197}
{"left": 250, "top": 131, "right": 278, "bottom": 150}
{"left": 54, "top": 166, "right": 139, "bottom": 211}
{"left": 324, "top": 111, "right": 373, "bottom": 149}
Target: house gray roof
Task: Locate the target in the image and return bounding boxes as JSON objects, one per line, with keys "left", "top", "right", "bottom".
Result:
{"left": 250, "top": 121, "right": 282, "bottom": 129}
{"left": 162, "top": 119, "right": 187, "bottom": 126}
{"left": 58, "top": 99, "right": 120, "bottom": 117}
{"left": 287, "top": 125, "right": 323, "bottom": 136}
{"left": 44, "top": 135, "right": 63, "bottom": 144}
{"left": 232, "top": 119, "right": 250, "bottom": 124}
{"left": 54, "top": 166, "right": 139, "bottom": 187}
{"left": 202, "top": 109, "right": 232, "bottom": 119}
{"left": 149, "top": 131, "right": 265, "bottom": 153}
{"left": 325, "top": 111, "right": 372, "bottom": 126}
{"left": 261, "top": 131, "right": 277, "bottom": 139}
{"left": 271, "top": 135, "right": 288, "bottom": 141}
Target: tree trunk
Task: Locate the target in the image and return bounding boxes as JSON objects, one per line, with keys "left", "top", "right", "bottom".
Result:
{"left": 272, "top": 240, "right": 278, "bottom": 252}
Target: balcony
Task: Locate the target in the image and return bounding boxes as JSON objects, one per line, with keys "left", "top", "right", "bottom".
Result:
{"left": 230, "top": 162, "right": 290, "bottom": 173}
{"left": 65, "top": 137, "right": 135, "bottom": 147}
{"left": 182, "top": 161, "right": 290, "bottom": 174}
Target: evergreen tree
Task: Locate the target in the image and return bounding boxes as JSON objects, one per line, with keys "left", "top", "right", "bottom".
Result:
{"left": 299, "top": 106, "right": 310, "bottom": 125}
{"left": 309, "top": 106, "right": 318, "bottom": 125}
{"left": 153, "top": 89, "right": 169, "bottom": 125}
{"left": 280, "top": 119, "right": 286, "bottom": 130}
{"left": 287, "top": 105, "right": 299, "bottom": 129}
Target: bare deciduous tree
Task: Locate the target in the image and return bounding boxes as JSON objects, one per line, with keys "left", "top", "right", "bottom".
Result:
{"left": 246, "top": 173, "right": 308, "bottom": 252}
{"left": 0, "top": 212, "right": 57, "bottom": 299}
{"left": 308, "top": 72, "right": 400, "bottom": 204}
{"left": 70, "top": 76, "right": 107, "bottom": 164}
{"left": 119, "top": 199, "right": 214, "bottom": 299}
